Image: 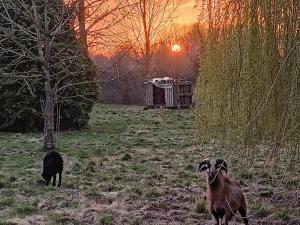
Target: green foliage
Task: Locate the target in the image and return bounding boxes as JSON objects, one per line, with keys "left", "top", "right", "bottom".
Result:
{"left": 0, "top": 84, "right": 44, "bottom": 132}
{"left": 275, "top": 210, "right": 290, "bottom": 221}
{"left": 0, "top": 198, "right": 14, "bottom": 210}
{"left": 15, "top": 204, "right": 38, "bottom": 215}
{"left": 0, "top": 222, "right": 17, "bottom": 225}
{"left": 194, "top": 198, "right": 206, "bottom": 214}
{"left": 251, "top": 202, "right": 270, "bottom": 218}
{"left": 0, "top": 0, "right": 96, "bottom": 132}
{"left": 196, "top": 0, "right": 300, "bottom": 145}
{"left": 97, "top": 214, "right": 115, "bottom": 225}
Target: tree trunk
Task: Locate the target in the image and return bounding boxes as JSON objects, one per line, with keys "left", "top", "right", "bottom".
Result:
{"left": 78, "top": 0, "right": 87, "bottom": 52}
{"left": 43, "top": 82, "right": 55, "bottom": 150}
{"left": 141, "top": 0, "right": 150, "bottom": 78}
{"left": 43, "top": 0, "right": 55, "bottom": 150}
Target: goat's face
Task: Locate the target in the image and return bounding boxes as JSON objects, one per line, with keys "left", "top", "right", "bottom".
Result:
{"left": 198, "top": 159, "right": 227, "bottom": 180}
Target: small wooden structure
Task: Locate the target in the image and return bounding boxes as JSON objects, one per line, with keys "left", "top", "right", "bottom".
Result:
{"left": 144, "top": 77, "right": 193, "bottom": 108}
{"left": 177, "top": 80, "right": 193, "bottom": 107}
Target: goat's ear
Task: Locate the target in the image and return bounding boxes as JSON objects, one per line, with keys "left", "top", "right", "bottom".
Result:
{"left": 216, "top": 159, "right": 227, "bottom": 173}
{"left": 198, "top": 159, "right": 210, "bottom": 172}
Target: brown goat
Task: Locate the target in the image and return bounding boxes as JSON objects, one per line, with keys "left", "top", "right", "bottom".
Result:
{"left": 198, "top": 159, "right": 248, "bottom": 225}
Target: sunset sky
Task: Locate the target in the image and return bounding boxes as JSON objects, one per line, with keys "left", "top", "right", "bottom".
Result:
{"left": 83, "top": 0, "right": 199, "bottom": 55}
{"left": 176, "top": 0, "right": 198, "bottom": 24}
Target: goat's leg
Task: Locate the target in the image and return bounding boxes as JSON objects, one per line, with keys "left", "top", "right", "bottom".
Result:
{"left": 52, "top": 174, "right": 56, "bottom": 186}
{"left": 212, "top": 211, "right": 219, "bottom": 225}
{"left": 238, "top": 207, "right": 248, "bottom": 225}
{"left": 217, "top": 209, "right": 226, "bottom": 225}
{"left": 221, "top": 217, "right": 228, "bottom": 225}
{"left": 58, "top": 171, "right": 62, "bottom": 187}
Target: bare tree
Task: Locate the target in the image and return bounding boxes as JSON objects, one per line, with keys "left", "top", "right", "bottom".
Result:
{"left": 71, "top": 0, "right": 130, "bottom": 54}
{"left": 116, "top": 0, "right": 177, "bottom": 77}
{"left": 0, "top": 0, "right": 95, "bottom": 150}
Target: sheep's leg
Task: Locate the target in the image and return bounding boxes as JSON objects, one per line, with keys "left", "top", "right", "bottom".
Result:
{"left": 52, "top": 174, "right": 56, "bottom": 186}
{"left": 58, "top": 171, "right": 62, "bottom": 187}
{"left": 238, "top": 207, "right": 248, "bottom": 225}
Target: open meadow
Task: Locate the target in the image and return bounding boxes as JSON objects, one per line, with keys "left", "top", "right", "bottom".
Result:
{"left": 0, "top": 104, "right": 299, "bottom": 225}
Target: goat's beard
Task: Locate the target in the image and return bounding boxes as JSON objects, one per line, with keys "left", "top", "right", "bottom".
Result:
{"left": 208, "top": 171, "right": 219, "bottom": 185}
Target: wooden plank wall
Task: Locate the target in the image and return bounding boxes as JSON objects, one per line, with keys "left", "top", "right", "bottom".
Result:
{"left": 145, "top": 83, "right": 153, "bottom": 106}
{"left": 165, "top": 87, "right": 175, "bottom": 108}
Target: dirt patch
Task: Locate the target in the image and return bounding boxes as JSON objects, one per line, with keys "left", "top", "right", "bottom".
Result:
{"left": 80, "top": 201, "right": 129, "bottom": 224}
{"left": 7, "top": 215, "right": 45, "bottom": 225}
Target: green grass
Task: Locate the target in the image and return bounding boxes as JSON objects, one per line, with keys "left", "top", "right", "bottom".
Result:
{"left": 250, "top": 202, "right": 271, "bottom": 218}
{"left": 0, "top": 104, "right": 298, "bottom": 224}
{"left": 194, "top": 198, "right": 207, "bottom": 214}
{"left": 0, "top": 198, "right": 14, "bottom": 210}
{"left": 15, "top": 204, "right": 39, "bottom": 216}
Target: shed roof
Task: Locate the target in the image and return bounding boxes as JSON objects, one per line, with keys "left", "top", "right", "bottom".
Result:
{"left": 145, "top": 77, "right": 174, "bottom": 89}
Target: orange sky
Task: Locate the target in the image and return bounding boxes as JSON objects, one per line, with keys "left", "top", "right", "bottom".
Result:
{"left": 176, "top": 0, "right": 198, "bottom": 24}
{"left": 81, "top": 0, "right": 199, "bottom": 55}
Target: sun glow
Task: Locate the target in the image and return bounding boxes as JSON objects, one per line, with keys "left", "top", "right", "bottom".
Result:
{"left": 171, "top": 44, "right": 181, "bottom": 52}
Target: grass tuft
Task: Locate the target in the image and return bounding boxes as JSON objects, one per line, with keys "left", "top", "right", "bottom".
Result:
{"left": 195, "top": 198, "right": 207, "bottom": 214}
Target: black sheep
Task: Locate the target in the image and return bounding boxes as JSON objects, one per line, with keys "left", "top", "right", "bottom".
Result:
{"left": 42, "top": 151, "right": 64, "bottom": 187}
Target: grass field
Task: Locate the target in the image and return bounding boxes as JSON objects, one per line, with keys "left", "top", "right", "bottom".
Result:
{"left": 0, "top": 104, "right": 298, "bottom": 225}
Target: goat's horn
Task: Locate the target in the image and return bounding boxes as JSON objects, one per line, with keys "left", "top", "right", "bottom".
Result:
{"left": 216, "top": 159, "right": 228, "bottom": 173}
{"left": 198, "top": 159, "right": 210, "bottom": 172}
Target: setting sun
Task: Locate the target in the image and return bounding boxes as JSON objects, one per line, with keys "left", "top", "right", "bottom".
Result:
{"left": 171, "top": 44, "right": 181, "bottom": 52}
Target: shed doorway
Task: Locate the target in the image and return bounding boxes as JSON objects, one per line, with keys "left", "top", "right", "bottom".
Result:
{"left": 153, "top": 86, "right": 166, "bottom": 106}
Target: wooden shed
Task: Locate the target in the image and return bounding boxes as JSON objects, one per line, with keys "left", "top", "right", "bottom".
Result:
{"left": 144, "top": 77, "right": 193, "bottom": 108}
{"left": 177, "top": 80, "right": 193, "bottom": 107}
